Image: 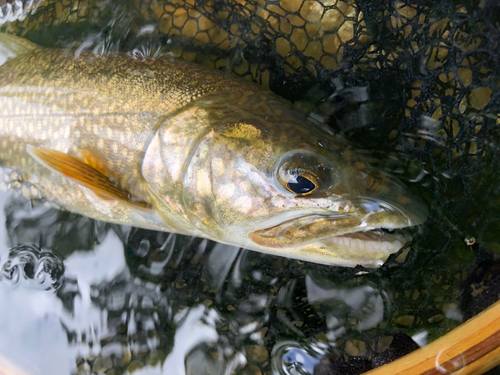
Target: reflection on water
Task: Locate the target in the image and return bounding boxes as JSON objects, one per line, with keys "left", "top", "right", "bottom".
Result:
{"left": 272, "top": 342, "right": 322, "bottom": 374}
{"left": 305, "top": 276, "right": 389, "bottom": 332}
{"left": 0, "top": 0, "right": 498, "bottom": 372}
{"left": 1, "top": 245, "right": 64, "bottom": 291}
{"left": 0, "top": 190, "right": 486, "bottom": 375}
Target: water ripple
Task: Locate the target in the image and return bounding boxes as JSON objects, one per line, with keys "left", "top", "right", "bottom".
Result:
{"left": 0, "top": 244, "right": 64, "bottom": 291}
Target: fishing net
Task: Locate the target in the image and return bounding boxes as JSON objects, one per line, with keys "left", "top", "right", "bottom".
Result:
{"left": 1, "top": 0, "right": 499, "bottom": 374}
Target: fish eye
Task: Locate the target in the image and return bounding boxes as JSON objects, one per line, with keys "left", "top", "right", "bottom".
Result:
{"left": 286, "top": 174, "right": 317, "bottom": 195}
{"left": 276, "top": 150, "right": 336, "bottom": 197}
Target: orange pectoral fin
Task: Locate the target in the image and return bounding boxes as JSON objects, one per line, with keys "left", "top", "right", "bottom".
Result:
{"left": 27, "top": 145, "right": 151, "bottom": 210}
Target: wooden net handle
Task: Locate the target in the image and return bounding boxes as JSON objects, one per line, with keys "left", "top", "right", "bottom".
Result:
{"left": 365, "top": 299, "right": 500, "bottom": 375}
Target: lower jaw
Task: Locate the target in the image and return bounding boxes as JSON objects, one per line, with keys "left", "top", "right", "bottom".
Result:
{"left": 319, "top": 229, "right": 406, "bottom": 253}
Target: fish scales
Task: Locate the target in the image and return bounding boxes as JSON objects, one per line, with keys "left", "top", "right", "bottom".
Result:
{"left": 0, "top": 48, "right": 250, "bottom": 230}
{"left": 0, "top": 39, "right": 428, "bottom": 267}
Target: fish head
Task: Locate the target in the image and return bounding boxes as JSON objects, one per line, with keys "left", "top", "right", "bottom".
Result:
{"left": 246, "top": 146, "right": 429, "bottom": 267}
{"left": 143, "top": 90, "right": 428, "bottom": 267}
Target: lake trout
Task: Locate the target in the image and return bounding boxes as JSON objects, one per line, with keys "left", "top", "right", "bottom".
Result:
{"left": 0, "top": 33, "right": 428, "bottom": 267}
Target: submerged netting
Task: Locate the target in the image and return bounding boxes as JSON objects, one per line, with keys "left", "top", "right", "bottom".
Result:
{"left": 1, "top": 0, "right": 500, "bottom": 374}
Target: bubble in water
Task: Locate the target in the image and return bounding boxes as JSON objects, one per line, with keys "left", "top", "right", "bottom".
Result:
{"left": 136, "top": 239, "right": 150, "bottom": 257}
{"left": 0, "top": 245, "right": 64, "bottom": 291}
{"left": 271, "top": 341, "right": 322, "bottom": 375}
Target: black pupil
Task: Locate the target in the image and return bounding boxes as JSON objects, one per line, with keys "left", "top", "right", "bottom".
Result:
{"left": 287, "top": 175, "right": 316, "bottom": 194}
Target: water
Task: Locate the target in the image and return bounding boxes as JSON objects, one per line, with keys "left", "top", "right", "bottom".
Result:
{"left": 0, "top": 189, "right": 475, "bottom": 375}
{"left": 0, "top": 1, "right": 499, "bottom": 374}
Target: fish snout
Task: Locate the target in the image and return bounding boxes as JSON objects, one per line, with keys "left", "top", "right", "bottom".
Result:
{"left": 354, "top": 176, "right": 429, "bottom": 228}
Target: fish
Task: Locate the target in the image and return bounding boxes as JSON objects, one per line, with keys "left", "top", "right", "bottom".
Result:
{"left": 0, "top": 33, "right": 428, "bottom": 267}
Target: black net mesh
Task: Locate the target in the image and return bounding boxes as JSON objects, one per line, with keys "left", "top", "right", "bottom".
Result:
{"left": 1, "top": 0, "right": 500, "bottom": 374}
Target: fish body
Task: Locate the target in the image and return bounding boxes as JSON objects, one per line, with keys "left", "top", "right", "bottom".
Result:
{"left": 0, "top": 34, "right": 428, "bottom": 267}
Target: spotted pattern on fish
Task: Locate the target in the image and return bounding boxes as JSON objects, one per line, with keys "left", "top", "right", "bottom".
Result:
{"left": 0, "top": 41, "right": 428, "bottom": 267}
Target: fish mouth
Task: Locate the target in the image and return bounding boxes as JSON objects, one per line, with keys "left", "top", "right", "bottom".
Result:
{"left": 248, "top": 211, "right": 415, "bottom": 255}
{"left": 318, "top": 229, "right": 406, "bottom": 254}
{"left": 248, "top": 188, "right": 428, "bottom": 266}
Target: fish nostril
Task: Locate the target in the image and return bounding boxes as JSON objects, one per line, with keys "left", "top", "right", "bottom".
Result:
{"left": 359, "top": 172, "right": 376, "bottom": 189}
{"left": 365, "top": 175, "right": 375, "bottom": 189}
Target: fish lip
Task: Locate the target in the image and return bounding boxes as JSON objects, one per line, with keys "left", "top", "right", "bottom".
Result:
{"left": 249, "top": 212, "right": 413, "bottom": 249}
